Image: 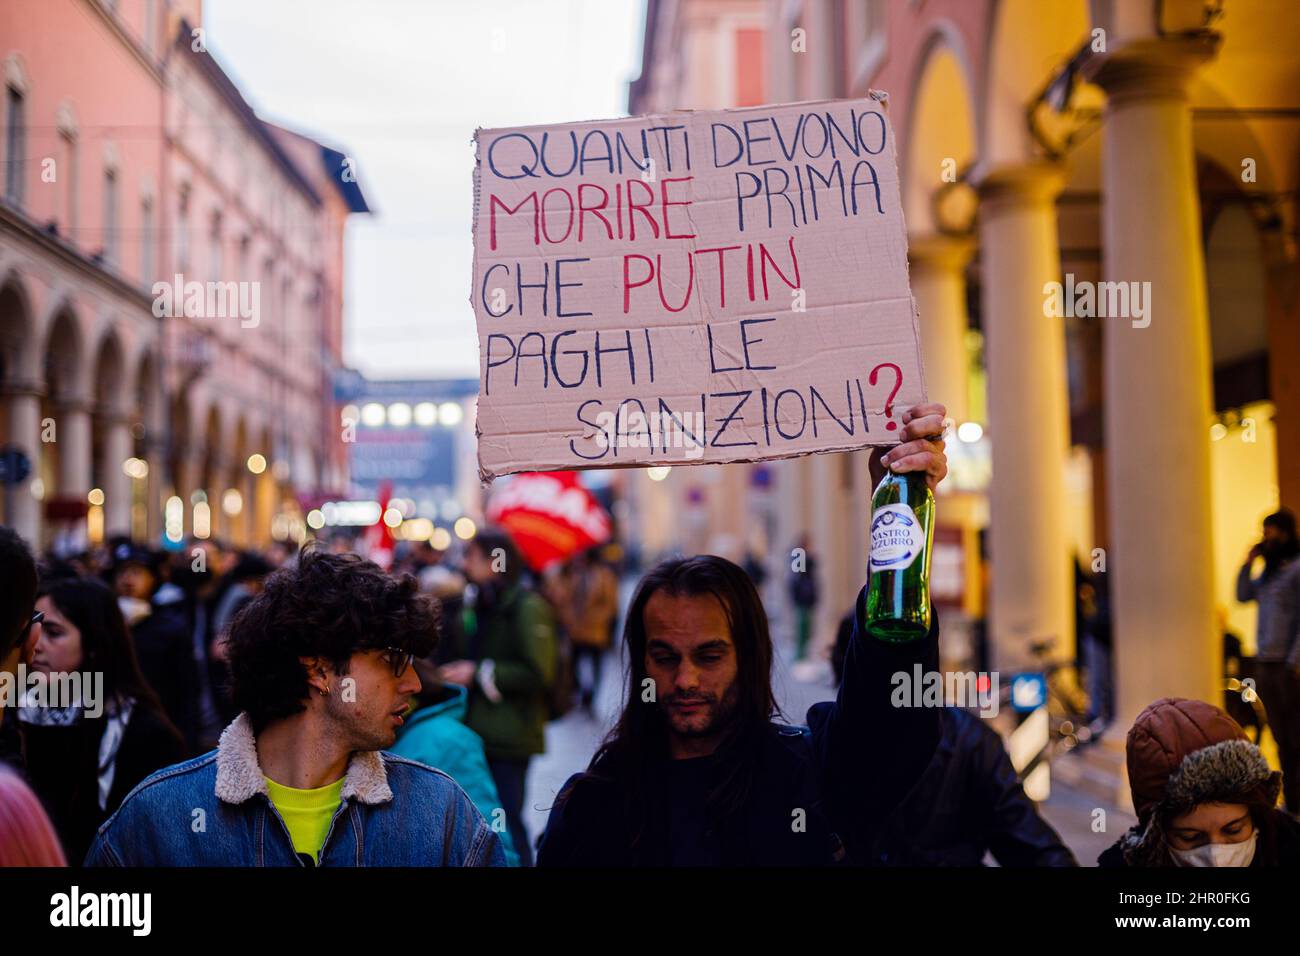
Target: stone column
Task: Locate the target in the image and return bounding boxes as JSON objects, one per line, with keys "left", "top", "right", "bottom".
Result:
{"left": 1089, "top": 36, "right": 1221, "bottom": 727}
{"left": 57, "top": 398, "right": 93, "bottom": 494}
{"left": 57, "top": 396, "right": 94, "bottom": 550}
{"left": 101, "top": 413, "right": 134, "bottom": 538}
{"left": 240, "top": 462, "right": 258, "bottom": 547}
{"left": 706, "top": 464, "right": 749, "bottom": 562}
{"left": 143, "top": 431, "right": 166, "bottom": 543}
{"left": 810, "top": 452, "right": 849, "bottom": 659}
{"left": 173, "top": 452, "right": 203, "bottom": 542}
{"left": 909, "top": 234, "right": 975, "bottom": 425}
{"left": 254, "top": 467, "right": 278, "bottom": 550}
{"left": 977, "top": 163, "right": 1075, "bottom": 670}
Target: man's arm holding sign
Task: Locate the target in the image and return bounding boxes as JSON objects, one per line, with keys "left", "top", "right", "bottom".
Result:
{"left": 809, "top": 402, "right": 948, "bottom": 862}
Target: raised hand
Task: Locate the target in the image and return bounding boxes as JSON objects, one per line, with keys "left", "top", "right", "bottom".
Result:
{"left": 868, "top": 403, "right": 948, "bottom": 492}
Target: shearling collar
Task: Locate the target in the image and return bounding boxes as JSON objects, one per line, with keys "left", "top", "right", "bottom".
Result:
{"left": 214, "top": 712, "right": 393, "bottom": 806}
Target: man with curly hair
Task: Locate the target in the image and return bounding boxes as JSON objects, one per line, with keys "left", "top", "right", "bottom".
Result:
{"left": 85, "top": 549, "right": 507, "bottom": 867}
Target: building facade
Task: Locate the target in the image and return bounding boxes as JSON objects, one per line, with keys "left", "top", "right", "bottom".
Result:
{"left": 0, "top": 0, "right": 369, "bottom": 552}
{"left": 628, "top": 0, "right": 1300, "bottom": 740}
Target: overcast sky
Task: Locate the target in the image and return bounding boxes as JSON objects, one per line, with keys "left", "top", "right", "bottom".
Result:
{"left": 205, "top": 0, "right": 645, "bottom": 380}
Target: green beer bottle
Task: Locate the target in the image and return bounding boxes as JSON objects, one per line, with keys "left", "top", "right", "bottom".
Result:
{"left": 864, "top": 469, "right": 934, "bottom": 641}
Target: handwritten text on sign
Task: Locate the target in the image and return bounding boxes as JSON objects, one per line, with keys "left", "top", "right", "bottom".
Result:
{"left": 471, "top": 96, "right": 925, "bottom": 481}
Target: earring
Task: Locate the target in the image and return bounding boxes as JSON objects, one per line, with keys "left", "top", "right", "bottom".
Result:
{"left": 319, "top": 684, "right": 329, "bottom": 697}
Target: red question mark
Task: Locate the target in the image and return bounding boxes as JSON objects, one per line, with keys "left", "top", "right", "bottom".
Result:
{"left": 869, "top": 363, "right": 903, "bottom": 432}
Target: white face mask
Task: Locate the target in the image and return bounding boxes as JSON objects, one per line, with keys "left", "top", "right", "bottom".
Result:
{"left": 1169, "top": 830, "right": 1257, "bottom": 868}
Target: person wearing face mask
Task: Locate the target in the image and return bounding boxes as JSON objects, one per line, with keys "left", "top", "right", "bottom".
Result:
{"left": 1098, "top": 698, "right": 1300, "bottom": 867}
{"left": 1237, "top": 508, "right": 1300, "bottom": 813}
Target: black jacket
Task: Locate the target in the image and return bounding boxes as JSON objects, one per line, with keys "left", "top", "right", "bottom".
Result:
{"left": 868, "top": 707, "right": 1076, "bottom": 866}
{"left": 131, "top": 596, "right": 201, "bottom": 754}
{"left": 0, "top": 708, "right": 24, "bottom": 774}
{"left": 21, "top": 704, "right": 184, "bottom": 864}
{"left": 536, "top": 586, "right": 942, "bottom": 866}
{"left": 1098, "top": 808, "right": 1300, "bottom": 867}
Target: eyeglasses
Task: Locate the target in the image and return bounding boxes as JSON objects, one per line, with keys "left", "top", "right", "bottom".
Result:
{"left": 379, "top": 647, "right": 415, "bottom": 677}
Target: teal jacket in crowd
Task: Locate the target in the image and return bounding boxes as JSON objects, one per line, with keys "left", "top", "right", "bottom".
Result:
{"left": 391, "top": 684, "right": 519, "bottom": 866}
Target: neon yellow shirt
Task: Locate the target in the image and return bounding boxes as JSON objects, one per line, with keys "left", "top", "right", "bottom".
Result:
{"left": 264, "top": 776, "right": 345, "bottom": 863}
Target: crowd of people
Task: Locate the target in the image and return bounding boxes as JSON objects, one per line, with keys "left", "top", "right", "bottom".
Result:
{"left": 0, "top": 516, "right": 624, "bottom": 867}
{"left": 1, "top": 402, "right": 1298, "bottom": 868}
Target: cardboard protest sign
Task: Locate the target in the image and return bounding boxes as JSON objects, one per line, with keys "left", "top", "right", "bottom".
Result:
{"left": 471, "top": 94, "right": 925, "bottom": 482}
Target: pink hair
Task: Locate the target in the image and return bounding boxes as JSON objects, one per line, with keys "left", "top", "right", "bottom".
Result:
{"left": 0, "top": 767, "right": 67, "bottom": 866}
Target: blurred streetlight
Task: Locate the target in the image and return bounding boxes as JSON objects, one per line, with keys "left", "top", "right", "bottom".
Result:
{"left": 165, "top": 496, "right": 184, "bottom": 543}
{"left": 247, "top": 453, "right": 267, "bottom": 474}
{"left": 402, "top": 517, "right": 434, "bottom": 540}
{"left": 439, "top": 402, "right": 464, "bottom": 426}
{"left": 387, "top": 402, "right": 412, "bottom": 427}
{"left": 414, "top": 402, "right": 438, "bottom": 427}
{"left": 193, "top": 501, "right": 211, "bottom": 539}
{"left": 271, "top": 514, "right": 291, "bottom": 541}
{"left": 454, "top": 517, "right": 476, "bottom": 540}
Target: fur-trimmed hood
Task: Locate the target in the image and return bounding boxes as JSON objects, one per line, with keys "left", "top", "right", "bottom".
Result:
{"left": 1119, "top": 699, "right": 1282, "bottom": 866}
{"left": 213, "top": 713, "right": 393, "bottom": 806}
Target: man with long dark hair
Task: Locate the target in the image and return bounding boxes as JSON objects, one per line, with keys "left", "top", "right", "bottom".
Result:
{"left": 86, "top": 549, "right": 507, "bottom": 866}
{"left": 537, "top": 403, "right": 949, "bottom": 866}
{"left": 1237, "top": 508, "right": 1300, "bottom": 812}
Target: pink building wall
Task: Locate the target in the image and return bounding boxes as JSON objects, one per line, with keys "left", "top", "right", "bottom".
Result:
{"left": 1, "top": 0, "right": 364, "bottom": 547}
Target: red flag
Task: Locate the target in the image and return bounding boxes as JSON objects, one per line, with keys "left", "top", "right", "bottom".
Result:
{"left": 486, "top": 472, "right": 611, "bottom": 572}
{"left": 362, "top": 480, "right": 396, "bottom": 570}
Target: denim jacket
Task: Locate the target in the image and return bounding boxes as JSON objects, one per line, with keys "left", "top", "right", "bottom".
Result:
{"left": 84, "top": 713, "right": 507, "bottom": 867}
